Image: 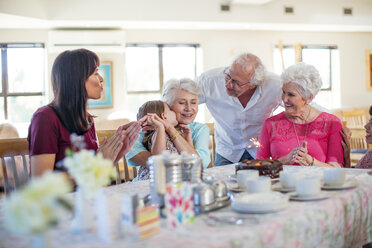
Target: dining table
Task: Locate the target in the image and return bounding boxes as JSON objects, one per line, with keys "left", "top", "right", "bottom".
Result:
{"left": 0, "top": 164, "right": 371, "bottom": 248}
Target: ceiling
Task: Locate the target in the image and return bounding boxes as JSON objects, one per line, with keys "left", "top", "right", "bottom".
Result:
{"left": 0, "top": 0, "right": 371, "bottom": 32}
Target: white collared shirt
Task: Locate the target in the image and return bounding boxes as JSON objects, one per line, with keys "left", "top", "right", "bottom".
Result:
{"left": 195, "top": 67, "right": 282, "bottom": 162}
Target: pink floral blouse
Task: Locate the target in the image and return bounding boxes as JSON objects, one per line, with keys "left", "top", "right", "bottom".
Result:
{"left": 257, "top": 112, "right": 344, "bottom": 165}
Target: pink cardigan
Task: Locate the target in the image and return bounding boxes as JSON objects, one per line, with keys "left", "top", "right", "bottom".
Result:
{"left": 257, "top": 112, "right": 344, "bottom": 165}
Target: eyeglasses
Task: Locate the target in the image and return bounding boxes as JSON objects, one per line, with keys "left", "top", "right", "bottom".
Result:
{"left": 223, "top": 67, "right": 250, "bottom": 88}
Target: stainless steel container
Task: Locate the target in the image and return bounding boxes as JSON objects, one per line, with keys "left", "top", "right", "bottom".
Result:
{"left": 182, "top": 154, "right": 202, "bottom": 183}
{"left": 193, "top": 183, "right": 215, "bottom": 206}
{"left": 204, "top": 177, "right": 228, "bottom": 199}
{"left": 163, "top": 152, "right": 182, "bottom": 184}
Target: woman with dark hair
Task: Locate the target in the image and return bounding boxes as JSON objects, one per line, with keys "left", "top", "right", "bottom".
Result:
{"left": 28, "top": 49, "right": 141, "bottom": 177}
{"left": 355, "top": 105, "right": 372, "bottom": 169}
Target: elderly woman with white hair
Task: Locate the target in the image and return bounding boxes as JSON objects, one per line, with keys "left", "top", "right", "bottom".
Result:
{"left": 257, "top": 63, "right": 344, "bottom": 167}
{"left": 126, "top": 78, "right": 210, "bottom": 180}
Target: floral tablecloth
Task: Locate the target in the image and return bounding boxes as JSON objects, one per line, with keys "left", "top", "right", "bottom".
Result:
{"left": 0, "top": 165, "right": 371, "bottom": 248}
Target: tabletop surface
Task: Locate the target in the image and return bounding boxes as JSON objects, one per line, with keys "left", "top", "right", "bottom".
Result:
{"left": 0, "top": 164, "right": 371, "bottom": 248}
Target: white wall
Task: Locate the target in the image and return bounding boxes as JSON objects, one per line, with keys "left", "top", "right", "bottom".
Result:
{"left": 0, "top": 28, "right": 371, "bottom": 122}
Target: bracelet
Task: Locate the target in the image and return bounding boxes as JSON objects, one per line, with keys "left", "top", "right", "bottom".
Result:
{"left": 170, "top": 131, "right": 180, "bottom": 142}
{"left": 309, "top": 156, "right": 314, "bottom": 166}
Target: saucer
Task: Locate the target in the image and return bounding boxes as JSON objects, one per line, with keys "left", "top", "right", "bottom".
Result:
{"left": 289, "top": 192, "right": 329, "bottom": 201}
{"left": 272, "top": 183, "right": 296, "bottom": 193}
{"left": 228, "top": 184, "right": 245, "bottom": 193}
{"left": 321, "top": 180, "right": 358, "bottom": 190}
{"left": 231, "top": 192, "right": 289, "bottom": 214}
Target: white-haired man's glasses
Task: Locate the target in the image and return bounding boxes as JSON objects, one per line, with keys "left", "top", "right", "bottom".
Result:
{"left": 223, "top": 67, "right": 251, "bottom": 88}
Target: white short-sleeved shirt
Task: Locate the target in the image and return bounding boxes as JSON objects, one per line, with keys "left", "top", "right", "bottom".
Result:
{"left": 195, "top": 67, "right": 282, "bottom": 162}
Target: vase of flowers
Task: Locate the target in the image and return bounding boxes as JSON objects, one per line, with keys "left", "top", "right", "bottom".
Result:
{"left": 3, "top": 173, "right": 72, "bottom": 248}
{"left": 64, "top": 135, "right": 117, "bottom": 234}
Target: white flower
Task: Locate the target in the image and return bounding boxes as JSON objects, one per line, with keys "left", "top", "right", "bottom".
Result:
{"left": 64, "top": 149, "right": 117, "bottom": 196}
{"left": 3, "top": 173, "right": 71, "bottom": 234}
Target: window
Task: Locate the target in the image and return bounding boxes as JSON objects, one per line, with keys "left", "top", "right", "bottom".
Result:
{"left": 124, "top": 44, "right": 200, "bottom": 119}
{"left": 273, "top": 45, "right": 340, "bottom": 109}
{"left": 0, "top": 44, "right": 46, "bottom": 136}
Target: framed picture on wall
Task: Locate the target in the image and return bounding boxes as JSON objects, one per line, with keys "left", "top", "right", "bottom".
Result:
{"left": 88, "top": 61, "right": 113, "bottom": 108}
{"left": 366, "top": 50, "right": 372, "bottom": 91}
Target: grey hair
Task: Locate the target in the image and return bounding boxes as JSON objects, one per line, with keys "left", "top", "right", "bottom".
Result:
{"left": 161, "top": 78, "right": 201, "bottom": 105}
{"left": 232, "top": 53, "right": 267, "bottom": 86}
{"left": 281, "top": 62, "right": 322, "bottom": 101}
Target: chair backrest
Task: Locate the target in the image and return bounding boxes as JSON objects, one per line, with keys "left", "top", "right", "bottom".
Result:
{"left": 96, "top": 129, "right": 137, "bottom": 182}
{"left": 0, "top": 138, "right": 30, "bottom": 194}
{"left": 349, "top": 127, "right": 369, "bottom": 150}
{"left": 206, "top": 123, "right": 215, "bottom": 168}
{"left": 341, "top": 109, "right": 367, "bottom": 129}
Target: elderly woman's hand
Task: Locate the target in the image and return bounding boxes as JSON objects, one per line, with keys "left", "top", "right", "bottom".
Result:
{"left": 279, "top": 147, "right": 300, "bottom": 165}
{"left": 293, "top": 141, "right": 314, "bottom": 166}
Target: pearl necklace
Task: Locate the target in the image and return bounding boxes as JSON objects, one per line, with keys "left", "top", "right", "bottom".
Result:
{"left": 292, "top": 107, "right": 311, "bottom": 147}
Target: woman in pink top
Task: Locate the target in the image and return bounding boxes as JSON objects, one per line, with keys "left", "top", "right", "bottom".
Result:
{"left": 257, "top": 63, "right": 344, "bottom": 167}
{"left": 355, "top": 105, "right": 372, "bottom": 169}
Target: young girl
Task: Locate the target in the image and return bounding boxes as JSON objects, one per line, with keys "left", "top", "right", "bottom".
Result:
{"left": 136, "top": 100, "right": 181, "bottom": 180}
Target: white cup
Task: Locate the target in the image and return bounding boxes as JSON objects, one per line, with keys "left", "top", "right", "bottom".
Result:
{"left": 279, "top": 171, "right": 300, "bottom": 189}
{"left": 296, "top": 177, "right": 321, "bottom": 197}
{"left": 323, "top": 168, "right": 346, "bottom": 186}
{"left": 245, "top": 176, "right": 271, "bottom": 193}
{"left": 237, "top": 170, "right": 259, "bottom": 189}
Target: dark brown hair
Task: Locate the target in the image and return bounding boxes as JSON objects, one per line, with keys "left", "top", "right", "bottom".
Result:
{"left": 137, "top": 100, "right": 165, "bottom": 150}
{"left": 369, "top": 105, "right": 372, "bottom": 116}
{"left": 49, "top": 49, "right": 99, "bottom": 135}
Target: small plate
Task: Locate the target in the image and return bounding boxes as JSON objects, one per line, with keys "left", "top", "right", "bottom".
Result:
{"left": 289, "top": 192, "right": 329, "bottom": 201}
{"left": 272, "top": 183, "right": 295, "bottom": 193}
{"left": 228, "top": 184, "right": 245, "bottom": 193}
{"left": 321, "top": 180, "right": 358, "bottom": 190}
{"left": 231, "top": 192, "right": 289, "bottom": 214}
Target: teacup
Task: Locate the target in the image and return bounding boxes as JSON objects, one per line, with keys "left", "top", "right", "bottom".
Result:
{"left": 295, "top": 177, "right": 321, "bottom": 197}
{"left": 279, "top": 171, "right": 300, "bottom": 189}
{"left": 237, "top": 170, "right": 259, "bottom": 189}
{"left": 245, "top": 176, "right": 271, "bottom": 193}
{"left": 323, "top": 168, "right": 346, "bottom": 186}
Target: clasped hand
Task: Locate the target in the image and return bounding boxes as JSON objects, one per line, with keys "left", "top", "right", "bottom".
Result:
{"left": 287, "top": 141, "right": 313, "bottom": 166}
{"left": 97, "top": 121, "right": 142, "bottom": 163}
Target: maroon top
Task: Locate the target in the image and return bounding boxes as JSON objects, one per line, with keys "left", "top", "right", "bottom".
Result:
{"left": 27, "top": 106, "right": 98, "bottom": 170}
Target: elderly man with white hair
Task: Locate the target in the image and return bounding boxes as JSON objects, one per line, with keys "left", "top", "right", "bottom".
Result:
{"left": 257, "top": 62, "right": 344, "bottom": 167}
{"left": 195, "top": 53, "right": 282, "bottom": 166}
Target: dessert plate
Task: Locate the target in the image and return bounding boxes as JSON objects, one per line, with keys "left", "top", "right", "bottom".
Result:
{"left": 231, "top": 192, "right": 289, "bottom": 214}
{"left": 289, "top": 192, "right": 329, "bottom": 201}
{"left": 272, "top": 183, "right": 295, "bottom": 193}
{"left": 321, "top": 180, "right": 358, "bottom": 190}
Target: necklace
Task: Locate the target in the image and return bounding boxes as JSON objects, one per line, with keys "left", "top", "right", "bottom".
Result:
{"left": 292, "top": 107, "right": 311, "bottom": 147}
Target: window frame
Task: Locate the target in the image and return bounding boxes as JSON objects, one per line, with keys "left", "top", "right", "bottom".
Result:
{"left": 274, "top": 44, "right": 337, "bottom": 91}
{"left": 125, "top": 43, "right": 200, "bottom": 94}
{"left": 0, "top": 43, "right": 45, "bottom": 120}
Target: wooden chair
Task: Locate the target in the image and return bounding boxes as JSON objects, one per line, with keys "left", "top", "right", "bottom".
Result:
{"left": 96, "top": 130, "right": 137, "bottom": 182}
{"left": 0, "top": 138, "right": 30, "bottom": 194}
{"left": 206, "top": 123, "right": 215, "bottom": 168}
{"left": 341, "top": 109, "right": 367, "bottom": 129}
